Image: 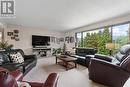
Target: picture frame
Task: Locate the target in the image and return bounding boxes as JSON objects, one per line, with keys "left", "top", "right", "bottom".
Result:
{"left": 7, "top": 32, "right": 13, "bottom": 36}
{"left": 15, "top": 38, "right": 20, "bottom": 41}
{"left": 11, "top": 37, "right": 15, "bottom": 39}
{"left": 56, "top": 38, "right": 60, "bottom": 44}
{"left": 65, "top": 37, "right": 69, "bottom": 43}
{"left": 14, "top": 30, "right": 19, "bottom": 33}
{"left": 59, "top": 38, "right": 64, "bottom": 42}
{"left": 50, "top": 37, "right": 56, "bottom": 43}
{"left": 14, "top": 34, "right": 18, "bottom": 37}
{"left": 70, "top": 37, "right": 74, "bottom": 43}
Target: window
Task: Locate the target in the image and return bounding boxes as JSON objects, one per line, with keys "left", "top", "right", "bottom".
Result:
{"left": 81, "top": 27, "right": 111, "bottom": 54}
{"left": 75, "top": 22, "right": 130, "bottom": 55}
{"left": 0, "top": 29, "right": 3, "bottom": 42}
{"left": 83, "top": 29, "right": 104, "bottom": 48}
{"left": 112, "top": 24, "right": 129, "bottom": 48}
{"left": 76, "top": 32, "right": 82, "bottom": 47}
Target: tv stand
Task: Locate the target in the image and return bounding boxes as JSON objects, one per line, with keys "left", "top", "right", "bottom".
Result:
{"left": 33, "top": 47, "right": 51, "bottom": 57}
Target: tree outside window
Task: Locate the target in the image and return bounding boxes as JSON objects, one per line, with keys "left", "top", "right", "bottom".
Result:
{"left": 75, "top": 23, "right": 130, "bottom": 55}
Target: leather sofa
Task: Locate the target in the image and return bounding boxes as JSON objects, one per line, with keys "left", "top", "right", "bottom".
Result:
{"left": 88, "top": 44, "right": 130, "bottom": 87}
{"left": 0, "top": 49, "right": 37, "bottom": 75}
{"left": 0, "top": 68, "right": 59, "bottom": 87}
{"left": 72, "top": 48, "right": 98, "bottom": 67}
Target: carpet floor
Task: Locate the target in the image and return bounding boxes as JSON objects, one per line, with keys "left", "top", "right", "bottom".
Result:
{"left": 23, "top": 56, "right": 130, "bottom": 87}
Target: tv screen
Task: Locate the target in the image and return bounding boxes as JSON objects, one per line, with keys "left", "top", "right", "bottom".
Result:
{"left": 32, "top": 35, "right": 50, "bottom": 46}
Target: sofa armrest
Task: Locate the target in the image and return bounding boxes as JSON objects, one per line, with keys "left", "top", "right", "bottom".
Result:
{"left": 89, "top": 58, "right": 130, "bottom": 87}
{"left": 3, "top": 62, "right": 24, "bottom": 67}
{"left": 94, "top": 54, "right": 113, "bottom": 62}
{"left": 44, "top": 73, "right": 59, "bottom": 87}
{"left": 89, "top": 58, "right": 122, "bottom": 70}
{"left": 10, "top": 69, "right": 23, "bottom": 81}
{"left": 24, "top": 55, "right": 37, "bottom": 60}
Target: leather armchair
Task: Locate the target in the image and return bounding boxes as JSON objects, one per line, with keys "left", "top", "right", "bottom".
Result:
{"left": 88, "top": 44, "right": 130, "bottom": 87}
{"left": 0, "top": 68, "right": 59, "bottom": 87}
{"left": 0, "top": 67, "right": 23, "bottom": 81}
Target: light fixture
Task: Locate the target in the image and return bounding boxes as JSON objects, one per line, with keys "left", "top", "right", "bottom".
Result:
{"left": 106, "top": 43, "right": 115, "bottom": 56}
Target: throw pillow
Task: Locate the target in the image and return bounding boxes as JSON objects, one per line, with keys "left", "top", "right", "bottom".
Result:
{"left": 17, "top": 81, "right": 31, "bottom": 87}
{"left": 10, "top": 52, "right": 24, "bottom": 63}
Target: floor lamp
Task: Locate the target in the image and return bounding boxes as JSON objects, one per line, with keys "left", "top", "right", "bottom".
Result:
{"left": 106, "top": 43, "right": 115, "bottom": 56}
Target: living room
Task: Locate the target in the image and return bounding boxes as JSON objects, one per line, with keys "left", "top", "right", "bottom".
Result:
{"left": 0, "top": 0, "right": 130, "bottom": 87}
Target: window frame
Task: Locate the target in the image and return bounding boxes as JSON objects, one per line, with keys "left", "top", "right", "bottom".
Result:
{"left": 75, "top": 21, "right": 130, "bottom": 47}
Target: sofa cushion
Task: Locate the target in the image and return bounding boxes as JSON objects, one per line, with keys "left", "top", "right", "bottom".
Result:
{"left": 120, "top": 44, "right": 130, "bottom": 54}
{"left": 24, "top": 59, "right": 34, "bottom": 70}
{"left": 10, "top": 52, "right": 24, "bottom": 63}
{"left": 76, "top": 48, "right": 97, "bottom": 56}
{"left": 0, "top": 53, "right": 10, "bottom": 65}
{"left": 115, "top": 44, "right": 130, "bottom": 62}
{"left": 120, "top": 55, "right": 130, "bottom": 72}
{"left": 115, "top": 52, "right": 125, "bottom": 62}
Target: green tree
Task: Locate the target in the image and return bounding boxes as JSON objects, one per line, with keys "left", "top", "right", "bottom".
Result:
{"left": 97, "top": 27, "right": 111, "bottom": 54}
{"left": 83, "top": 27, "right": 111, "bottom": 55}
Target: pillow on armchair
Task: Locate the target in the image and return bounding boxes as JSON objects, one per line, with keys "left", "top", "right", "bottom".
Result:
{"left": 17, "top": 81, "right": 31, "bottom": 87}
{"left": 10, "top": 52, "right": 24, "bottom": 63}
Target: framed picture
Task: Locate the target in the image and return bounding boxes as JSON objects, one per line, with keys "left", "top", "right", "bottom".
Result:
{"left": 59, "top": 38, "right": 64, "bottom": 42}
{"left": 70, "top": 37, "right": 74, "bottom": 43}
{"left": 65, "top": 37, "right": 69, "bottom": 43}
{"left": 15, "top": 38, "right": 20, "bottom": 41}
{"left": 14, "top": 34, "right": 18, "bottom": 37}
{"left": 7, "top": 32, "right": 13, "bottom": 36}
{"left": 11, "top": 37, "right": 15, "bottom": 39}
{"left": 56, "top": 38, "right": 60, "bottom": 44}
{"left": 14, "top": 30, "right": 19, "bottom": 33}
{"left": 50, "top": 37, "right": 56, "bottom": 43}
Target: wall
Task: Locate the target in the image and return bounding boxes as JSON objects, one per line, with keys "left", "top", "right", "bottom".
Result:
{"left": 4, "top": 24, "right": 64, "bottom": 54}
{"left": 65, "top": 14, "right": 130, "bottom": 51}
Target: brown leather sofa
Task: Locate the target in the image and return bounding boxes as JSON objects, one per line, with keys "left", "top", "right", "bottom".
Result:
{"left": 0, "top": 67, "right": 59, "bottom": 87}
{"left": 88, "top": 44, "right": 130, "bottom": 87}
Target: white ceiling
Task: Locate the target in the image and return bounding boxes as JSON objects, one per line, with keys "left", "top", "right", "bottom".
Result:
{"left": 1, "top": 0, "right": 130, "bottom": 31}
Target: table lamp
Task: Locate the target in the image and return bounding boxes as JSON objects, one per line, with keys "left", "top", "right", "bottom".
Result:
{"left": 106, "top": 43, "right": 115, "bottom": 56}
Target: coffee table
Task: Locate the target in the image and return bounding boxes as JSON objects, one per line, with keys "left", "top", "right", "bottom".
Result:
{"left": 55, "top": 55, "right": 77, "bottom": 70}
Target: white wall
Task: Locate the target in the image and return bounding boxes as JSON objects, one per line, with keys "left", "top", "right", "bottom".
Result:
{"left": 4, "top": 24, "right": 64, "bottom": 54}
{"left": 2, "top": 14, "right": 130, "bottom": 53}
{"left": 65, "top": 14, "right": 130, "bottom": 50}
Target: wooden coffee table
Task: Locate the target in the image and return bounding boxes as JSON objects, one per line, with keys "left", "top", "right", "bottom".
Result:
{"left": 55, "top": 55, "right": 77, "bottom": 70}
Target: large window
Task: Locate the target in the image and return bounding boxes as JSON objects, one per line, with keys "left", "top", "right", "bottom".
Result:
{"left": 76, "top": 32, "right": 82, "bottom": 47}
{"left": 112, "top": 24, "right": 129, "bottom": 48}
{"left": 75, "top": 23, "right": 130, "bottom": 55}
{"left": 0, "top": 29, "right": 3, "bottom": 42}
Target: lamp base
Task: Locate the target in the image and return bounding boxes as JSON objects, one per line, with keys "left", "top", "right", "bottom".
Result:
{"left": 109, "top": 50, "right": 112, "bottom": 56}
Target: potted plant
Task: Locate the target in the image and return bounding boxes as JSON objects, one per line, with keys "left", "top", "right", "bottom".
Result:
{"left": 0, "top": 41, "right": 13, "bottom": 51}
{"left": 52, "top": 48, "right": 62, "bottom": 56}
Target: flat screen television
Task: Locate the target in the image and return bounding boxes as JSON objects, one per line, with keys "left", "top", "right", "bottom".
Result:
{"left": 32, "top": 35, "right": 50, "bottom": 46}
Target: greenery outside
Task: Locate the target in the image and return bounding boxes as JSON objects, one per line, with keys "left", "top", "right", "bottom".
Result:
{"left": 78, "top": 27, "right": 111, "bottom": 55}
{"left": 76, "top": 24, "right": 129, "bottom": 55}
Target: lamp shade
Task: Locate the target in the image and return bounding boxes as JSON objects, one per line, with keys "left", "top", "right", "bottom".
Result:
{"left": 106, "top": 43, "right": 115, "bottom": 50}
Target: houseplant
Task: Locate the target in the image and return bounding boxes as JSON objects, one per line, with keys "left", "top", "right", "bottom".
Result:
{"left": 0, "top": 41, "right": 13, "bottom": 51}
